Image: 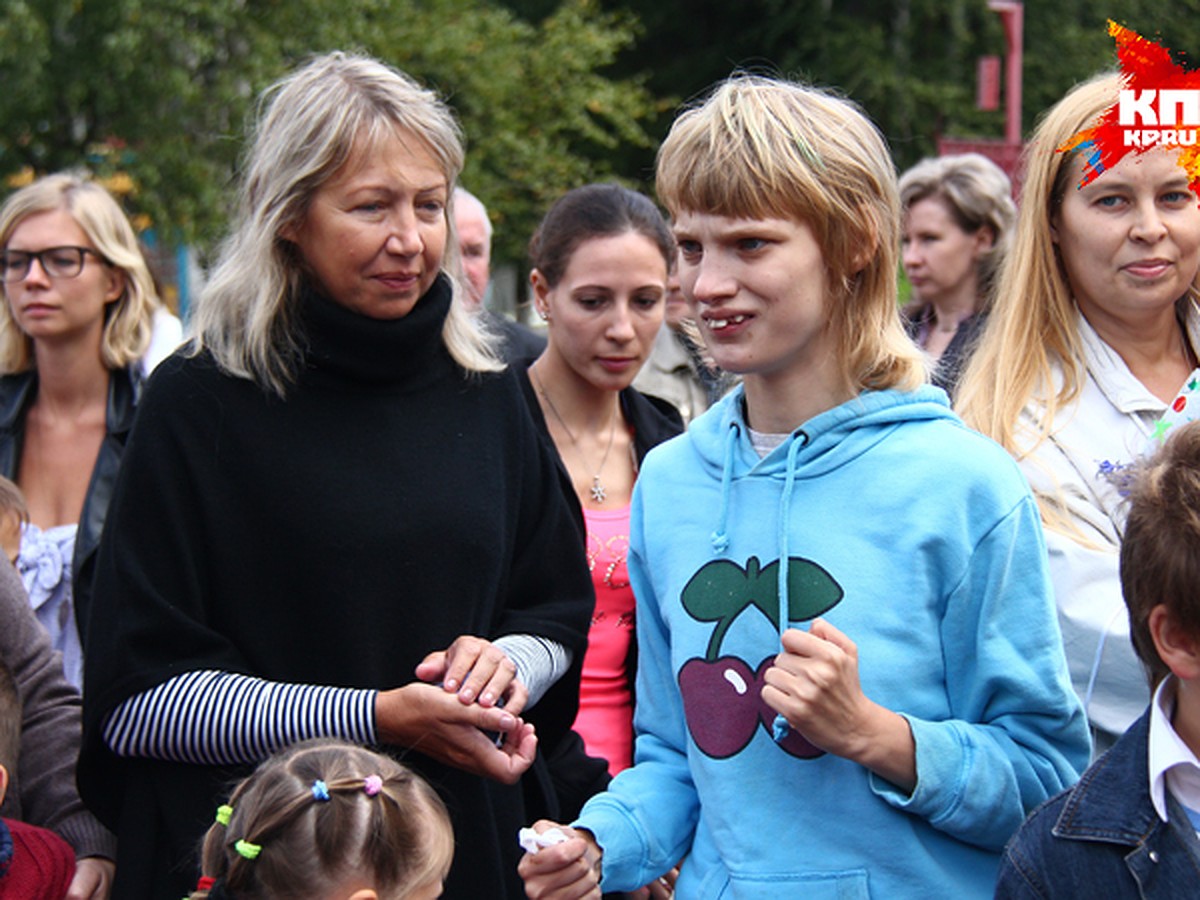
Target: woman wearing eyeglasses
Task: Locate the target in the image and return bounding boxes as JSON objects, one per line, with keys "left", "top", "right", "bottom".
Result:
{"left": 0, "top": 173, "right": 157, "bottom": 698}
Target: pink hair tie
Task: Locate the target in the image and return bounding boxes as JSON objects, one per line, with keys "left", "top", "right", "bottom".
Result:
{"left": 364, "top": 775, "right": 383, "bottom": 797}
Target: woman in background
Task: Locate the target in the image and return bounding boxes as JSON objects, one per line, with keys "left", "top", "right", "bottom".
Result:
{"left": 957, "top": 73, "right": 1200, "bottom": 754}
{"left": 0, "top": 173, "right": 156, "bottom": 690}
{"left": 900, "top": 152, "right": 1015, "bottom": 396}
{"left": 521, "top": 183, "right": 682, "bottom": 780}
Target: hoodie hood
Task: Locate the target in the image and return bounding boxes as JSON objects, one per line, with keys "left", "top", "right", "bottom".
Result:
{"left": 693, "top": 383, "right": 956, "bottom": 553}
{"left": 692, "top": 383, "right": 956, "bottom": 482}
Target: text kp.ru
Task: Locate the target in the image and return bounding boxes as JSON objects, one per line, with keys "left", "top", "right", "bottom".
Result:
{"left": 1119, "top": 89, "right": 1200, "bottom": 148}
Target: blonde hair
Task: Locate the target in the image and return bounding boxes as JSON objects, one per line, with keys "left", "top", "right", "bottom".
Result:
{"left": 0, "top": 475, "right": 28, "bottom": 527}
{"left": 0, "top": 172, "right": 157, "bottom": 372}
{"left": 191, "top": 740, "right": 453, "bottom": 900}
{"left": 955, "top": 73, "right": 1200, "bottom": 534}
{"left": 899, "top": 152, "right": 1016, "bottom": 304}
{"left": 191, "top": 52, "right": 501, "bottom": 398}
{"left": 655, "top": 74, "right": 924, "bottom": 396}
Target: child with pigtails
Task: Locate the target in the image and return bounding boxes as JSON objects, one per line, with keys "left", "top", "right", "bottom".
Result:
{"left": 189, "top": 739, "right": 452, "bottom": 900}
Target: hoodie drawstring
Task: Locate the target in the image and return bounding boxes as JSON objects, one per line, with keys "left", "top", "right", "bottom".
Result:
{"left": 710, "top": 420, "right": 740, "bottom": 555}
{"left": 772, "top": 429, "right": 809, "bottom": 743}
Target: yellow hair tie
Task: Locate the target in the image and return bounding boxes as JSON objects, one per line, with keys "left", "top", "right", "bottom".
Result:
{"left": 234, "top": 839, "right": 262, "bottom": 860}
{"left": 215, "top": 805, "right": 233, "bottom": 827}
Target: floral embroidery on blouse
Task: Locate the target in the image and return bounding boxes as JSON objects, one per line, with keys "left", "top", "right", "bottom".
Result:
{"left": 17, "top": 522, "right": 82, "bottom": 688}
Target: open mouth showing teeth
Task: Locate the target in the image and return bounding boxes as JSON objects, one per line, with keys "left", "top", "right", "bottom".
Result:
{"left": 709, "top": 315, "right": 748, "bottom": 330}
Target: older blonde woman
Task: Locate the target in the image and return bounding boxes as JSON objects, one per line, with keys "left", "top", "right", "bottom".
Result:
{"left": 78, "top": 53, "right": 592, "bottom": 898}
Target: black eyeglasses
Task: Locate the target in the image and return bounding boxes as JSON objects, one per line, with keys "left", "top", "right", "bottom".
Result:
{"left": 0, "top": 246, "right": 107, "bottom": 283}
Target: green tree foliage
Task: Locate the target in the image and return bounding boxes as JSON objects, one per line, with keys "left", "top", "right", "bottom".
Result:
{"left": 512, "top": 0, "right": 1200, "bottom": 179}
{"left": 0, "top": 0, "right": 659, "bottom": 262}
{"left": 1022, "top": 1, "right": 1200, "bottom": 138}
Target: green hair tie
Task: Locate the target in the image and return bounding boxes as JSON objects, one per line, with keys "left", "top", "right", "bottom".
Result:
{"left": 235, "top": 839, "right": 262, "bottom": 860}
{"left": 215, "top": 805, "right": 233, "bottom": 827}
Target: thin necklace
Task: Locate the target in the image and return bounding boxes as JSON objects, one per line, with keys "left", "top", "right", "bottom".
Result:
{"left": 530, "top": 363, "right": 617, "bottom": 503}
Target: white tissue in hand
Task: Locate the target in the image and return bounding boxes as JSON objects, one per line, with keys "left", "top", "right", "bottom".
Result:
{"left": 518, "top": 826, "right": 569, "bottom": 854}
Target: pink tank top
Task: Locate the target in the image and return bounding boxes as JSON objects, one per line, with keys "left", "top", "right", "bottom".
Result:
{"left": 573, "top": 505, "right": 635, "bottom": 775}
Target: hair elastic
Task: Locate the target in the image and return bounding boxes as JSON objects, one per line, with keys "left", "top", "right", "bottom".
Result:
{"left": 363, "top": 775, "right": 383, "bottom": 797}
{"left": 234, "top": 839, "right": 262, "bottom": 860}
{"left": 215, "top": 805, "right": 233, "bottom": 827}
{"left": 311, "top": 779, "right": 331, "bottom": 801}
{"left": 196, "top": 876, "right": 217, "bottom": 890}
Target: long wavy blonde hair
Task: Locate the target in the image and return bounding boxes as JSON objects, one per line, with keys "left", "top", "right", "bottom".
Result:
{"left": 956, "top": 72, "right": 1200, "bottom": 533}
{"left": 191, "top": 52, "right": 501, "bottom": 397}
{"left": 656, "top": 74, "right": 924, "bottom": 397}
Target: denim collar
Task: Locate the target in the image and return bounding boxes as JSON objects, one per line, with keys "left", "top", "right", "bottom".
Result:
{"left": 1053, "top": 710, "right": 1159, "bottom": 845}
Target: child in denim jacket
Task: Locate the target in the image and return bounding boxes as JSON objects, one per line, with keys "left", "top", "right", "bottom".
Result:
{"left": 997, "top": 421, "right": 1200, "bottom": 897}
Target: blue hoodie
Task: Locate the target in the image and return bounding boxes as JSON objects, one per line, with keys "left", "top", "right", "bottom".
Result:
{"left": 574, "top": 385, "right": 1091, "bottom": 899}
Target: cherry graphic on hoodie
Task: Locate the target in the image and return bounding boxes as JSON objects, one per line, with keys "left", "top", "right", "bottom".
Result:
{"left": 677, "top": 555, "right": 843, "bottom": 759}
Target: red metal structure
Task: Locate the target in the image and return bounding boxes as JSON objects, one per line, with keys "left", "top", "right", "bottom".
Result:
{"left": 937, "top": 1, "right": 1024, "bottom": 192}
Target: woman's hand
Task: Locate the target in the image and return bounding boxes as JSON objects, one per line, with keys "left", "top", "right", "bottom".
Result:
{"left": 518, "top": 822, "right": 603, "bottom": 900}
{"left": 66, "top": 857, "right": 115, "bottom": 900}
{"left": 761, "top": 618, "right": 916, "bottom": 792}
{"left": 415, "top": 634, "right": 528, "bottom": 715}
{"left": 374, "top": 682, "right": 536, "bottom": 783}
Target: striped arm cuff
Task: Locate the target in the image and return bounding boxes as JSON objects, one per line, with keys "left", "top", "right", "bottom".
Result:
{"left": 101, "top": 670, "right": 377, "bottom": 766}
{"left": 493, "top": 634, "right": 571, "bottom": 708}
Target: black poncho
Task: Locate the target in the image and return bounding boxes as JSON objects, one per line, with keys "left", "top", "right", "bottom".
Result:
{"left": 80, "top": 275, "right": 593, "bottom": 898}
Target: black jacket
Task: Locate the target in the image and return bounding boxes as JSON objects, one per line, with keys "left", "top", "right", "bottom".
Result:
{"left": 0, "top": 367, "right": 140, "bottom": 639}
{"left": 482, "top": 310, "right": 547, "bottom": 363}
{"left": 80, "top": 278, "right": 593, "bottom": 899}
{"left": 517, "top": 361, "right": 683, "bottom": 822}
{"left": 901, "top": 305, "right": 987, "bottom": 399}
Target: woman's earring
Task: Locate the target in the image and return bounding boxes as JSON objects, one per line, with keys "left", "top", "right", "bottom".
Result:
{"left": 537, "top": 306, "right": 550, "bottom": 322}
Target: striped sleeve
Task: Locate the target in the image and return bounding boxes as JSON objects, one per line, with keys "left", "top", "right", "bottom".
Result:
{"left": 101, "top": 670, "right": 378, "bottom": 765}
{"left": 492, "top": 634, "right": 570, "bottom": 708}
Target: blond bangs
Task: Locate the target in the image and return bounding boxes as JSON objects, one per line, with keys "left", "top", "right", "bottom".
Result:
{"left": 657, "top": 75, "right": 923, "bottom": 395}
{"left": 657, "top": 81, "right": 827, "bottom": 226}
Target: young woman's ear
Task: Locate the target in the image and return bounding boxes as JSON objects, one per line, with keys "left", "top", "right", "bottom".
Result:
{"left": 530, "top": 269, "right": 551, "bottom": 321}
{"left": 849, "top": 216, "right": 878, "bottom": 275}
{"left": 104, "top": 268, "right": 127, "bottom": 305}
{"left": 1149, "top": 604, "right": 1200, "bottom": 681}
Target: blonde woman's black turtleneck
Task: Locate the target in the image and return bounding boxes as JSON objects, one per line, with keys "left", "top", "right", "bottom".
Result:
{"left": 79, "top": 275, "right": 593, "bottom": 899}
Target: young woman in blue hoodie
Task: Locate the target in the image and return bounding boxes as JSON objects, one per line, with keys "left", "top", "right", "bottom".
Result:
{"left": 518, "top": 74, "right": 1092, "bottom": 900}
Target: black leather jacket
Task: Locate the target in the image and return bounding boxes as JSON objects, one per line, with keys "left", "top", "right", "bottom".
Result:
{"left": 0, "top": 367, "right": 141, "bottom": 640}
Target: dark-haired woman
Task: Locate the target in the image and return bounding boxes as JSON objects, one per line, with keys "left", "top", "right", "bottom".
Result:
{"left": 522, "top": 184, "right": 682, "bottom": 782}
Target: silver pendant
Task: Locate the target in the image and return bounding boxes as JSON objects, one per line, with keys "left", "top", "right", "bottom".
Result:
{"left": 590, "top": 476, "right": 607, "bottom": 503}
